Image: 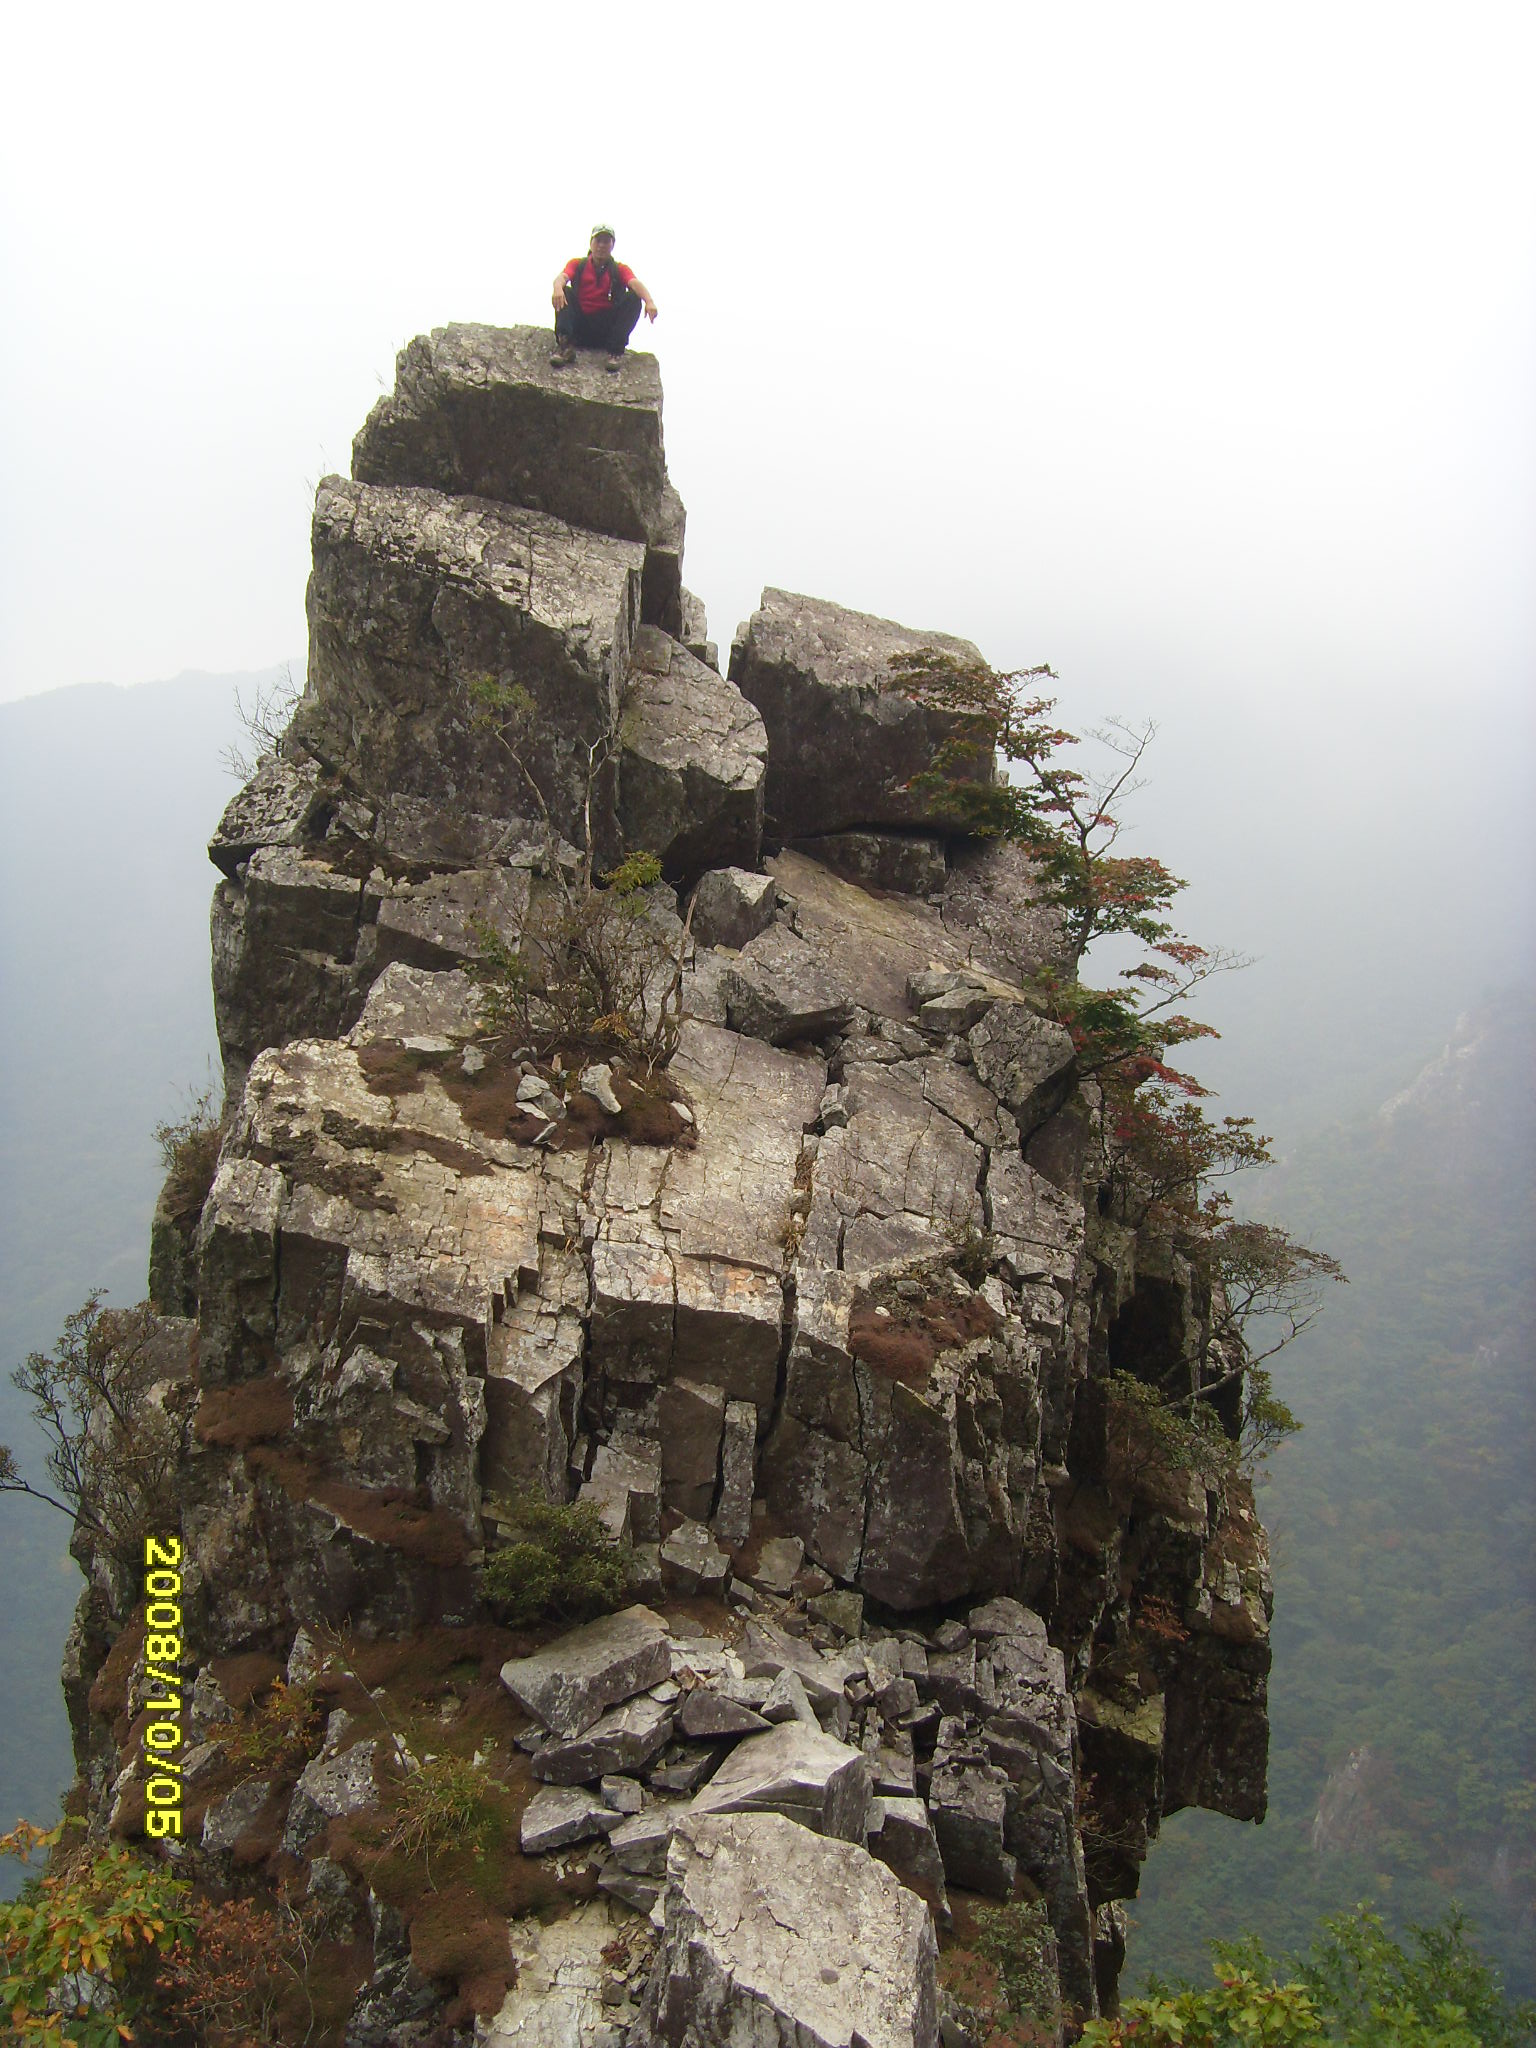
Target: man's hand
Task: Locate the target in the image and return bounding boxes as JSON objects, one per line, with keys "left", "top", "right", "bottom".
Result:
{"left": 642, "top": 298, "right": 659, "bottom": 323}
{"left": 551, "top": 279, "right": 570, "bottom": 312}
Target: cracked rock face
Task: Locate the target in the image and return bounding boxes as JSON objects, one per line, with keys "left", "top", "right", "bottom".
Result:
{"left": 730, "top": 586, "right": 996, "bottom": 842}
{"left": 646, "top": 1811, "right": 938, "bottom": 2048}
{"left": 62, "top": 324, "right": 1278, "bottom": 2048}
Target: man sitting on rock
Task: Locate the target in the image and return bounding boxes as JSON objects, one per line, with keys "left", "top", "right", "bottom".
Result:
{"left": 550, "top": 224, "right": 659, "bottom": 371}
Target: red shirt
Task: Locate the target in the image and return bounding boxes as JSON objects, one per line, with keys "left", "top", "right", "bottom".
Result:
{"left": 564, "top": 257, "right": 636, "bottom": 314}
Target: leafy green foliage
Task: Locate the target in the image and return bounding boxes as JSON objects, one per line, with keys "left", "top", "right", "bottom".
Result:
{"left": 1084, "top": 1904, "right": 1535, "bottom": 2047}
{"left": 0, "top": 1820, "right": 193, "bottom": 2045}
{"left": 471, "top": 850, "right": 686, "bottom": 1073}
{"left": 1106, "top": 1371, "right": 1237, "bottom": 1487}
{"left": 382, "top": 1753, "right": 491, "bottom": 1866}
{"left": 481, "top": 1491, "right": 630, "bottom": 1626}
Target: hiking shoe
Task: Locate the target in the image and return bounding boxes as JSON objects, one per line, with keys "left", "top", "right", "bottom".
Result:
{"left": 604, "top": 352, "right": 623, "bottom": 373}
{"left": 549, "top": 343, "right": 575, "bottom": 367}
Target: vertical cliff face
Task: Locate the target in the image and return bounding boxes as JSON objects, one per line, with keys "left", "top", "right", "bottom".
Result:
{"left": 63, "top": 328, "right": 1269, "bottom": 2046}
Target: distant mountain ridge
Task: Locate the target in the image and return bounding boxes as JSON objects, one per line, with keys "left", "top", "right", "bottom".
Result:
{"left": 1129, "top": 985, "right": 1536, "bottom": 1996}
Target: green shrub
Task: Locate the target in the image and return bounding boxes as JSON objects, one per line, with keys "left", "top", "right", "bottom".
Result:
{"left": 1081, "top": 1904, "right": 1536, "bottom": 2048}
{"left": 0, "top": 1819, "right": 194, "bottom": 2046}
{"left": 384, "top": 1753, "right": 491, "bottom": 1864}
{"left": 482, "top": 1492, "right": 629, "bottom": 1626}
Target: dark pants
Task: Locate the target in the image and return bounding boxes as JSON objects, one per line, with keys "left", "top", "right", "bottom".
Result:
{"left": 556, "top": 289, "right": 643, "bottom": 354}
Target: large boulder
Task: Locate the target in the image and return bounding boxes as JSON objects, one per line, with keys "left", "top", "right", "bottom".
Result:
{"left": 729, "top": 588, "right": 995, "bottom": 841}
{"left": 297, "top": 475, "right": 643, "bottom": 854}
{"left": 617, "top": 625, "right": 766, "bottom": 878}
{"left": 642, "top": 1811, "right": 938, "bottom": 2048}
{"left": 500, "top": 1604, "right": 674, "bottom": 1739}
{"left": 351, "top": 322, "right": 685, "bottom": 630}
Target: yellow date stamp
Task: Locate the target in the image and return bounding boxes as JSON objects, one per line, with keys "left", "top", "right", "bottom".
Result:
{"left": 141, "top": 1535, "right": 184, "bottom": 1839}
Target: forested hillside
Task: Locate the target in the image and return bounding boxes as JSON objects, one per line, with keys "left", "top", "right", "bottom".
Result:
{"left": 1130, "top": 988, "right": 1536, "bottom": 1997}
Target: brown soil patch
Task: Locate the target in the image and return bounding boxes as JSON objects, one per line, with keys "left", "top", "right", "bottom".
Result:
{"left": 359, "top": 1036, "right": 697, "bottom": 1155}
{"left": 356, "top": 1042, "right": 442, "bottom": 1097}
{"left": 849, "top": 1287, "right": 999, "bottom": 1389}
{"left": 246, "top": 1448, "right": 471, "bottom": 1566}
{"left": 195, "top": 1374, "right": 294, "bottom": 1447}
{"left": 210, "top": 1649, "right": 287, "bottom": 1711}
{"left": 88, "top": 1607, "right": 146, "bottom": 1726}
{"left": 384, "top": 1128, "right": 493, "bottom": 1177}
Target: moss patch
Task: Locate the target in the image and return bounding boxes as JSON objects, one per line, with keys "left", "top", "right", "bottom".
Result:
{"left": 939, "top": 1893, "right": 1059, "bottom": 2047}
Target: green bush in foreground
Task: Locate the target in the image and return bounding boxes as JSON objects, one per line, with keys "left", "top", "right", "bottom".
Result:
{"left": 481, "top": 1491, "right": 629, "bottom": 1626}
{"left": 0, "top": 1820, "right": 193, "bottom": 2045}
{"left": 1082, "top": 1904, "right": 1535, "bottom": 2047}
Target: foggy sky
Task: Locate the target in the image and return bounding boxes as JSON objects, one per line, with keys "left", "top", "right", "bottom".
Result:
{"left": 3, "top": 1, "right": 1532, "bottom": 1123}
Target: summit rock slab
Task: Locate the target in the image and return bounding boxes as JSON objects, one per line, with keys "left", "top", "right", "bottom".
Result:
{"left": 351, "top": 322, "right": 684, "bottom": 631}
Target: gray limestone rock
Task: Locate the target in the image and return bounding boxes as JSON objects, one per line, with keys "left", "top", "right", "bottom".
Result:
{"left": 658, "top": 1377, "right": 727, "bottom": 1521}
{"left": 520, "top": 1784, "right": 624, "bottom": 1854}
{"left": 788, "top": 829, "right": 948, "bottom": 898}
{"left": 761, "top": 1668, "right": 820, "bottom": 1728}
{"left": 500, "top": 1604, "right": 673, "bottom": 1738}
{"left": 691, "top": 866, "right": 778, "bottom": 950}
{"left": 729, "top": 587, "right": 994, "bottom": 842}
{"left": 618, "top": 638, "right": 766, "bottom": 878}
{"left": 208, "top": 753, "right": 325, "bottom": 879}
{"left": 681, "top": 588, "right": 718, "bottom": 671}
{"left": 528, "top": 1694, "right": 675, "bottom": 1785}
{"left": 659, "top": 1518, "right": 732, "bottom": 1597}
{"left": 929, "top": 1761, "right": 1017, "bottom": 1899}
{"left": 739, "top": 1619, "right": 856, "bottom": 1710}
{"left": 643, "top": 1810, "right": 938, "bottom": 2048}
{"left": 585, "top": 1435, "right": 663, "bottom": 1545}
{"left": 725, "top": 920, "right": 857, "bottom": 1044}
{"left": 968, "top": 1003, "right": 1078, "bottom": 1136}
{"left": 351, "top": 322, "right": 684, "bottom": 629}
{"left": 688, "top": 1721, "right": 872, "bottom": 1843}
{"left": 202, "top": 1776, "right": 276, "bottom": 1854}
{"left": 869, "top": 1795, "right": 950, "bottom": 1921}
{"left": 371, "top": 866, "right": 530, "bottom": 979}
{"left": 711, "top": 1399, "right": 757, "bottom": 1549}
{"left": 940, "top": 838, "right": 1075, "bottom": 985}
{"left": 211, "top": 847, "right": 364, "bottom": 1090}
{"left": 281, "top": 1740, "right": 380, "bottom": 1857}
{"left": 483, "top": 1245, "right": 587, "bottom": 1504}
{"left": 349, "top": 962, "right": 483, "bottom": 1048}
{"left": 679, "top": 1688, "right": 772, "bottom": 1739}
{"left": 747, "top": 1535, "right": 804, "bottom": 1597}
{"left": 299, "top": 475, "right": 642, "bottom": 856}
{"left": 485, "top": 1896, "right": 653, "bottom": 2046}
